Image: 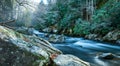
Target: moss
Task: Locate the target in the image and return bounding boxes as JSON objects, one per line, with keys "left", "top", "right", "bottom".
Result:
{"left": 0, "top": 38, "right": 46, "bottom": 66}
{"left": 0, "top": 26, "right": 61, "bottom": 66}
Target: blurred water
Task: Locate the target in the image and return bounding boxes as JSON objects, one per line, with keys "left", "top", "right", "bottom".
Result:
{"left": 52, "top": 37, "right": 120, "bottom": 66}
{"left": 35, "top": 30, "right": 120, "bottom": 66}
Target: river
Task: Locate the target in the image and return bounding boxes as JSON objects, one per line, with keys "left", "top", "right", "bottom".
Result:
{"left": 52, "top": 37, "right": 120, "bottom": 66}
{"left": 34, "top": 30, "right": 120, "bottom": 66}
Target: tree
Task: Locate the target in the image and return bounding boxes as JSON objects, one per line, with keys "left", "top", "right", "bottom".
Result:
{"left": 0, "top": 0, "right": 38, "bottom": 27}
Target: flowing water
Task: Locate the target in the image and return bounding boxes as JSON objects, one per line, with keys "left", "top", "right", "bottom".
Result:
{"left": 52, "top": 37, "right": 120, "bottom": 66}
{"left": 34, "top": 30, "right": 120, "bottom": 66}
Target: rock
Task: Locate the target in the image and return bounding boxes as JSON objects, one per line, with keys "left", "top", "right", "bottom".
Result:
{"left": 53, "top": 29, "right": 58, "bottom": 33}
{"left": 27, "top": 27, "right": 34, "bottom": 35}
{"left": 48, "top": 34, "right": 58, "bottom": 43}
{"left": 15, "top": 26, "right": 28, "bottom": 34}
{"left": 16, "top": 27, "right": 35, "bottom": 35}
{"left": 85, "top": 34, "right": 97, "bottom": 39}
{"left": 33, "top": 30, "right": 45, "bottom": 38}
{"left": 85, "top": 34, "right": 102, "bottom": 41}
{"left": 44, "top": 33, "right": 49, "bottom": 37}
{"left": 16, "top": 27, "right": 41, "bottom": 36}
{"left": 85, "top": 34, "right": 98, "bottom": 39}
{"left": 42, "top": 28, "right": 52, "bottom": 33}
{"left": 0, "top": 25, "right": 61, "bottom": 66}
{"left": 42, "top": 27, "right": 58, "bottom": 33}
{"left": 103, "top": 30, "right": 120, "bottom": 42}
{"left": 48, "top": 34, "right": 65, "bottom": 43}
{"left": 116, "top": 40, "right": 120, "bottom": 44}
{"left": 0, "top": 39, "right": 43, "bottom": 66}
{"left": 57, "top": 34, "right": 65, "bottom": 43}
{"left": 0, "top": 25, "right": 90, "bottom": 66}
{"left": 53, "top": 54, "right": 90, "bottom": 66}
{"left": 98, "top": 53, "right": 115, "bottom": 60}
{"left": 0, "top": 48, "right": 2, "bottom": 51}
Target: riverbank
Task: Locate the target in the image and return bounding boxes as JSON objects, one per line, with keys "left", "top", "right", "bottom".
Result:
{"left": 84, "top": 30, "right": 120, "bottom": 45}
{"left": 14, "top": 26, "right": 120, "bottom": 45}
{"left": 12, "top": 26, "right": 120, "bottom": 66}
{"left": 0, "top": 25, "right": 90, "bottom": 66}
{"left": 41, "top": 27, "right": 120, "bottom": 45}
{"left": 31, "top": 0, "right": 120, "bottom": 46}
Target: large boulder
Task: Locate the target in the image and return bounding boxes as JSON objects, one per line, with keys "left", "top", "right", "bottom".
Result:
{"left": 98, "top": 53, "right": 115, "bottom": 60}
{"left": 0, "top": 26, "right": 61, "bottom": 66}
{"left": 0, "top": 39, "right": 45, "bottom": 66}
{"left": 0, "top": 25, "right": 90, "bottom": 66}
{"left": 53, "top": 55, "right": 90, "bottom": 66}
{"left": 97, "top": 53, "right": 120, "bottom": 60}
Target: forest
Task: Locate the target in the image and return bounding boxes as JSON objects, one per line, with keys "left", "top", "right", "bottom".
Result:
{"left": 0, "top": 0, "right": 120, "bottom": 43}
{"left": 0, "top": 0, "right": 120, "bottom": 66}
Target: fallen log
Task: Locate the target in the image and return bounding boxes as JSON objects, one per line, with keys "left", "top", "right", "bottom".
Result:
{"left": 0, "top": 20, "right": 16, "bottom": 29}
{"left": 0, "top": 20, "right": 15, "bottom": 25}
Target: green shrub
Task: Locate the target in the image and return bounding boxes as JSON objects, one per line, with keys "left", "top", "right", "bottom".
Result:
{"left": 73, "top": 18, "right": 91, "bottom": 36}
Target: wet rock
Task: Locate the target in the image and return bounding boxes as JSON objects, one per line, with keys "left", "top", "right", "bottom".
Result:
{"left": 42, "top": 28, "right": 52, "bottom": 33}
{"left": 48, "top": 34, "right": 58, "bottom": 43}
{"left": 53, "top": 29, "right": 58, "bottom": 33}
{"left": 44, "top": 33, "right": 49, "bottom": 37}
{"left": 98, "top": 53, "right": 115, "bottom": 60}
{"left": 53, "top": 54, "right": 90, "bottom": 66}
{"left": 48, "top": 34, "right": 65, "bottom": 43}
{"left": 116, "top": 40, "right": 120, "bottom": 44}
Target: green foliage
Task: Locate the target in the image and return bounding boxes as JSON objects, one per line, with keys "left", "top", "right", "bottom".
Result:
{"left": 92, "top": 0, "right": 120, "bottom": 35}
{"left": 58, "top": 13, "right": 74, "bottom": 29}
{"left": 91, "top": 9, "right": 111, "bottom": 35}
{"left": 109, "top": 1, "right": 120, "bottom": 29}
{"left": 111, "top": 12, "right": 120, "bottom": 29}
{"left": 73, "top": 19, "right": 91, "bottom": 36}
{"left": 44, "top": 12, "right": 59, "bottom": 27}
{"left": 37, "top": 0, "right": 120, "bottom": 36}
{"left": 92, "top": 10, "right": 109, "bottom": 23}
{"left": 43, "top": 0, "right": 84, "bottom": 32}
